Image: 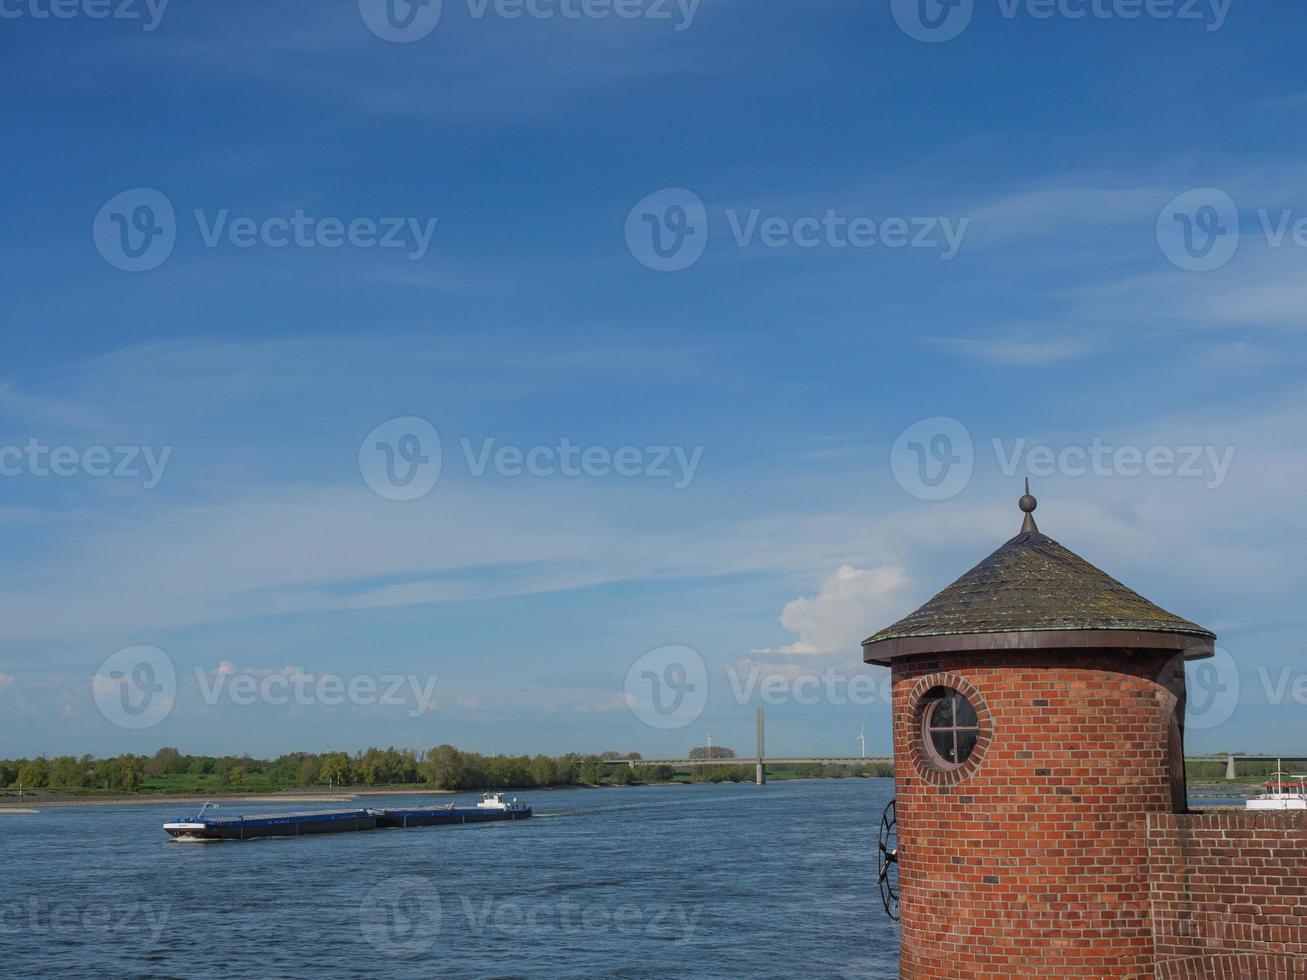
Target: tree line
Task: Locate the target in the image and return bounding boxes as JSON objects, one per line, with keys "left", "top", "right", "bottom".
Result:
{"left": 0, "top": 746, "right": 646, "bottom": 794}
{"left": 0, "top": 746, "right": 892, "bottom": 795}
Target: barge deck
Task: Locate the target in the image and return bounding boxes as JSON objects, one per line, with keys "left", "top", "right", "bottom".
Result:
{"left": 164, "top": 793, "right": 532, "bottom": 841}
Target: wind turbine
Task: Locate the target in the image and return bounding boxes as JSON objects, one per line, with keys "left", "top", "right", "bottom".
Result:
{"left": 857, "top": 726, "right": 867, "bottom": 759}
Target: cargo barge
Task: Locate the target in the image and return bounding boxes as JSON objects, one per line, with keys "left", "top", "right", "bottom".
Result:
{"left": 163, "top": 793, "right": 530, "bottom": 841}
{"left": 374, "top": 793, "right": 533, "bottom": 828}
{"left": 164, "top": 805, "right": 375, "bottom": 841}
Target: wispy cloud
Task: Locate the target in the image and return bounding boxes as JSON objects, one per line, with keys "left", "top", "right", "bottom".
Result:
{"left": 965, "top": 184, "right": 1167, "bottom": 248}
{"left": 928, "top": 335, "right": 1093, "bottom": 366}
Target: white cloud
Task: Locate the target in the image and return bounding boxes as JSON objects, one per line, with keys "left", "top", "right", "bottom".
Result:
{"left": 774, "top": 565, "right": 913, "bottom": 655}
{"left": 0, "top": 672, "right": 14, "bottom": 692}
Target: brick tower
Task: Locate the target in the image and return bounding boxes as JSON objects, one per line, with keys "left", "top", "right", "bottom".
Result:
{"left": 864, "top": 488, "right": 1214, "bottom": 979}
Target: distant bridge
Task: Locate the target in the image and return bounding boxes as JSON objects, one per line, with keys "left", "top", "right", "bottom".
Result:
{"left": 606, "top": 708, "right": 891, "bottom": 784}
{"left": 1188, "top": 756, "right": 1307, "bottom": 779}
{"left": 598, "top": 753, "right": 886, "bottom": 785}
{"left": 614, "top": 755, "right": 1299, "bottom": 774}
{"left": 606, "top": 707, "right": 1290, "bottom": 786}
{"left": 603, "top": 756, "right": 889, "bottom": 768}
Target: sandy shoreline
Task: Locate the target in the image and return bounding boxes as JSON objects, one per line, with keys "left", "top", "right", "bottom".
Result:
{"left": 0, "top": 787, "right": 456, "bottom": 811}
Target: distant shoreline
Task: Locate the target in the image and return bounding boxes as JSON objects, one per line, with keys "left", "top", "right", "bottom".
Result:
{"left": 0, "top": 776, "right": 1246, "bottom": 812}
{"left": 0, "top": 776, "right": 876, "bottom": 811}
{"left": 0, "top": 786, "right": 457, "bottom": 811}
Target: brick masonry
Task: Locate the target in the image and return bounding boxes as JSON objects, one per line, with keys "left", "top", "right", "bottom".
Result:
{"left": 1148, "top": 811, "right": 1307, "bottom": 978}
{"left": 891, "top": 649, "right": 1307, "bottom": 978}
{"left": 893, "top": 650, "right": 1187, "bottom": 979}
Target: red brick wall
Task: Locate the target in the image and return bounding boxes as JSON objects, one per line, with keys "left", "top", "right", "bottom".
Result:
{"left": 892, "top": 651, "right": 1187, "bottom": 979}
{"left": 1147, "top": 811, "right": 1307, "bottom": 978}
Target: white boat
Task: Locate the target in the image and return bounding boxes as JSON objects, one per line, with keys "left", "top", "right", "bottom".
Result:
{"left": 1246, "top": 763, "right": 1307, "bottom": 810}
{"left": 163, "top": 821, "right": 216, "bottom": 841}
{"left": 475, "top": 792, "right": 530, "bottom": 814}
{"left": 163, "top": 802, "right": 225, "bottom": 841}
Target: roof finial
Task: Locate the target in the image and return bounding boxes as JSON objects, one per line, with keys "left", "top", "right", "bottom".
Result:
{"left": 1019, "top": 478, "right": 1039, "bottom": 534}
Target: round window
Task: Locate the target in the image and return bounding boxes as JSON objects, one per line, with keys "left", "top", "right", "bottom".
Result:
{"left": 921, "top": 687, "right": 980, "bottom": 770}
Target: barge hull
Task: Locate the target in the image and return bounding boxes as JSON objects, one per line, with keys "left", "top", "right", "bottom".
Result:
{"left": 165, "top": 809, "right": 376, "bottom": 841}
{"left": 373, "top": 806, "right": 532, "bottom": 829}
{"left": 164, "top": 797, "right": 531, "bottom": 840}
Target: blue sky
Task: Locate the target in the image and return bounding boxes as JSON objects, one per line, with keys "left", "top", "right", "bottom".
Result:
{"left": 2, "top": 0, "right": 1306, "bottom": 760}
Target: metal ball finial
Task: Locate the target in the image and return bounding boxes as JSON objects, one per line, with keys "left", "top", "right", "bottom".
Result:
{"left": 1019, "top": 476, "right": 1037, "bottom": 513}
{"left": 1018, "top": 478, "right": 1039, "bottom": 532}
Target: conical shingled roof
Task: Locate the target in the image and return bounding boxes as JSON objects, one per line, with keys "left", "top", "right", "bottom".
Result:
{"left": 862, "top": 491, "right": 1214, "bottom": 661}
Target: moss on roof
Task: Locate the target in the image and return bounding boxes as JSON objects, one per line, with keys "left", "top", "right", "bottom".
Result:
{"left": 862, "top": 530, "right": 1214, "bottom": 647}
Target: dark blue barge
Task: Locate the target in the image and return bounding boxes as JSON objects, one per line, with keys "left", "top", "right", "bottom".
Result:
{"left": 164, "top": 807, "right": 375, "bottom": 841}
{"left": 373, "top": 804, "right": 532, "bottom": 829}
{"left": 164, "top": 793, "right": 531, "bottom": 841}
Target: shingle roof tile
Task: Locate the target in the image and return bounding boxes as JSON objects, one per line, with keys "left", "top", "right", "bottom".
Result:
{"left": 862, "top": 529, "right": 1214, "bottom": 647}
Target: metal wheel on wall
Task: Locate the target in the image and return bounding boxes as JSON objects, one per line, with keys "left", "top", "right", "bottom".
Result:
{"left": 877, "top": 799, "right": 899, "bottom": 922}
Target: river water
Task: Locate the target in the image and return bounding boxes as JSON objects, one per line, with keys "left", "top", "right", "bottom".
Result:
{"left": 2, "top": 779, "right": 900, "bottom": 978}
